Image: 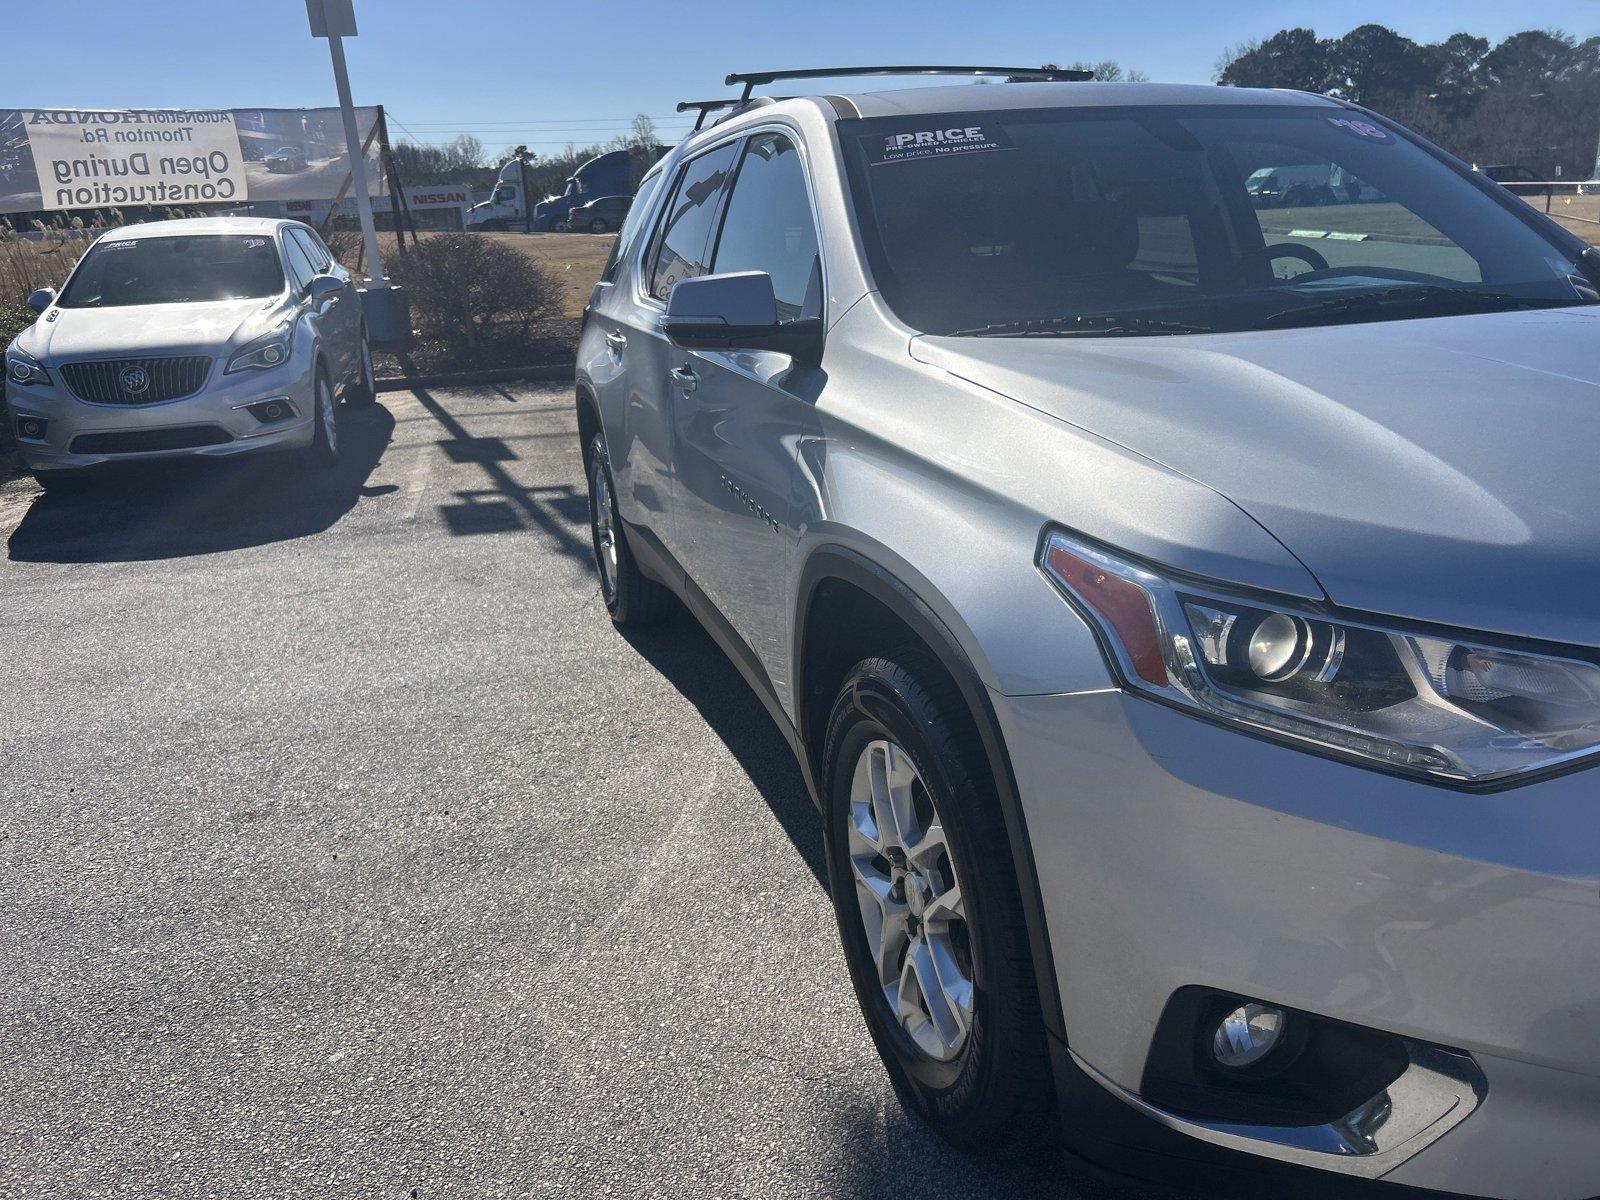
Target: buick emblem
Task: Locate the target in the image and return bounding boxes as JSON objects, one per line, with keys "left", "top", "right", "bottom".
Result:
{"left": 119, "top": 365, "right": 150, "bottom": 394}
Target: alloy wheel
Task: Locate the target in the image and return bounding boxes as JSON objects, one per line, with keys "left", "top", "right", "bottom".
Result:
{"left": 319, "top": 376, "right": 338, "bottom": 458}
{"left": 848, "top": 738, "right": 974, "bottom": 1061}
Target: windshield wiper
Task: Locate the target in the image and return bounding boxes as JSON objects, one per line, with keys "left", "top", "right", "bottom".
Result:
{"left": 1254, "top": 285, "right": 1562, "bottom": 330}
{"left": 952, "top": 313, "right": 1214, "bottom": 338}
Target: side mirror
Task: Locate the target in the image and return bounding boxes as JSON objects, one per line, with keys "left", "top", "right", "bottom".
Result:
{"left": 665, "top": 271, "right": 822, "bottom": 364}
{"left": 26, "top": 287, "right": 56, "bottom": 313}
{"left": 308, "top": 274, "right": 343, "bottom": 305}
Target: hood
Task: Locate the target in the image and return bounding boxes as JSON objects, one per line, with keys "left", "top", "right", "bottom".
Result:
{"left": 913, "top": 307, "right": 1600, "bottom": 648}
{"left": 18, "top": 297, "right": 284, "bottom": 361}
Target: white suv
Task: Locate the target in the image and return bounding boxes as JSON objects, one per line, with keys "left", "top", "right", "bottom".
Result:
{"left": 4, "top": 216, "right": 375, "bottom": 491}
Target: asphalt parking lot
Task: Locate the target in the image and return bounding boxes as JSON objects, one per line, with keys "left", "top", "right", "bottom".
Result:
{"left": 0, "top": 383, "right": 1179, "bottom": 1199}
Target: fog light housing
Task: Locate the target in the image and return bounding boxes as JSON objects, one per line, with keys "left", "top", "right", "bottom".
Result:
{"left": 16, "top": 415, "right": 47, "bottom": 441}
{"left": 1212, "top": 1003, "right": 1285, "bottom": 1069}
{"left": 243, "top": 398, "right": 296, "bottom": 424}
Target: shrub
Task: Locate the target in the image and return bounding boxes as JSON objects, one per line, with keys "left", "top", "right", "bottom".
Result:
{"left": 0, "top": 302, "right": 35, "bottom": 347}
{"left": 0, "top": 303, "right": 36, "bottom": 472}
{"left": 390, "top": 234, "right": 563, "bottom": 354}
{"left": 323, "top": 227, "right": 362, "bottom": 269}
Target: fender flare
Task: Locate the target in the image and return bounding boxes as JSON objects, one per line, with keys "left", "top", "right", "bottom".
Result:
{"left": 794, "top": 543, "right": 1068, "bottom": 1046}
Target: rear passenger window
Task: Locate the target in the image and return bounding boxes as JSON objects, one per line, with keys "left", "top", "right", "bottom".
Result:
{"left": 711, "top": 133, "right": 821, "bottom": 320}
{"left": 647, "top": 141, "right": 739, "bottom": 302}
{"left": 602, "top": 170, "right": 662, "bottom": 284}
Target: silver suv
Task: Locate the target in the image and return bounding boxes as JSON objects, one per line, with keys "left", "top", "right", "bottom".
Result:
{"left": 576, "top": 68, "right": 1600, "bottom": 1200}
{"left": 5, "top": 217, "right": 374, "bottom": 490}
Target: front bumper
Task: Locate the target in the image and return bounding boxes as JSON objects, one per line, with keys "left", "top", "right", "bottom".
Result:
{"left": 5, "top": 352, "right": 316, "bottom": 470}
{"left": 997, "top": 687, "right": 1600, "bottom": 1199}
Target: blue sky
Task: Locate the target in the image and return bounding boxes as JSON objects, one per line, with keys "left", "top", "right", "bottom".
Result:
{"left": 12, "top": 1, "right": 1600, "bottom": 156}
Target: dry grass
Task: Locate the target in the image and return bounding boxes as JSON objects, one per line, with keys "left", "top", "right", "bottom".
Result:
{"left": 341, "top": 230, "right": 613, "bottom": 320}
{"left": 0, "top": 225, "right": 101, "bottom": 302}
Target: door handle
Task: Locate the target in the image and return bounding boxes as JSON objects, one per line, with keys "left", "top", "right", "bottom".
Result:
{"left": 668, "top": 364, "right": 698, "bottom": 393}
{"left": 605, "top": 330, "right": 627, "bottom": 352}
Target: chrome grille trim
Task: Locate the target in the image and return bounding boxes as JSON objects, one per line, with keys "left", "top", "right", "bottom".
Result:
{"left": 59, "top": 356, "right": 211, "bottom": 406}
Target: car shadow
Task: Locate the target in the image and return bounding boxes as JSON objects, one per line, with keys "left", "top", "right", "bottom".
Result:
{"left": 6, "top": 404, "right": 394, "bottom": 563}
{"left": 619, "top": 607, "right": 828, "bottom": 890}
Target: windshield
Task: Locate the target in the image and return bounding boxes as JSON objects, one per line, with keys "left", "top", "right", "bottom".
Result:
{"left": 58, "top": 234, "right": 285, "bottom": 308}
{"left": 841, "top": 105, "right": 1597, "bottom": 336}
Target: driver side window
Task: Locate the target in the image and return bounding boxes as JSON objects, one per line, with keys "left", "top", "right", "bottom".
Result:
{"left": 282, "top": 235, "right": 317, "bottom": 294}
{"left": 709, "top": 132, "right": 822, "bottom": 321}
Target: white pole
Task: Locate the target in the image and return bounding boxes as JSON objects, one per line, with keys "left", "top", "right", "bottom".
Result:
{"left": 325, "top": 29, "right": 385, "bottom": 285}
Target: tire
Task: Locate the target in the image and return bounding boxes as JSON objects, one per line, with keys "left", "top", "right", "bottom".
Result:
{"left": 1310, "top": 186, "right": 1336, "bottom": 207}
{"left": 823, "top": 654, "right": 1052, "bottom": 1152}
{"left": 344, "top": 328, "right": 377, "bottom": 409}
{"left": 303, "top": 368, "right": 339, "bottom": 468}
{"left": 589, "top": 218, "right": 609, "bottom": 234}
{"left": 1282, "top": 186, "right": 1308, "bottom": 208}
{"left": 554, "top": 220, "right": 571, "bottom": 233}
{"left": 585, "top": 431, "right": 672, "bottom": 626}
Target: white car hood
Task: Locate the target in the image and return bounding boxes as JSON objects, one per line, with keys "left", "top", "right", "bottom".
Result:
{"left": 912, "top": 306, "right": 1600, "bottom": 647}
{"left": 20, "top": 297, "right": 283, "bottom": 361}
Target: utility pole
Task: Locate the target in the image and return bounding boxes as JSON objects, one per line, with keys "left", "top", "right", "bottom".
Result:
{"left": 517, "top": 148, "right": 534, "bottom": 234}
{"left": 305, "top": 0, "right": 408, "bottom": 343}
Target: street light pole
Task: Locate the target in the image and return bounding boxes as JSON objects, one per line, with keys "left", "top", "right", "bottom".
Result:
{"left": 325, "top": 30, "right": 384, "bottom": 284}
{"left": 305, "top": 0, "right": 408, "bottom": 344}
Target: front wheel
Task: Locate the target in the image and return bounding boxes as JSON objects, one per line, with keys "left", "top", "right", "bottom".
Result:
{"left": 585, "top": 431, "right": 672, "bottom": 626}
{"left": 588, "top": 218, "right": 609, "bottom": 234}
{"left": 823, "top": 654, "right": 1053, "bottom": 1151}
{"left": 303, "top": 369, "right": 339, "bottom": 468}
{"left": 345, "top": 329, "right": 377, "bottom": 409}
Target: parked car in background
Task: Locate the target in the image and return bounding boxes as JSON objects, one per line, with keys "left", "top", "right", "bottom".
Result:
{"left": 262, "top": 146, "right": 309, "bottom": 174}
{"left": 3, "top": 216, "right": 374, "bottom": 491}
{"left": 578, "top": 69, "right": 1600, "bottom": 1200}
{"left": 569, "top": 194, "right": 631, "bottom": 234}
{"left": 1480, "top": 163, "right": 1553, "bottom": 199}
{"left": 1244, "top": 160, "right": 1367, "bottom": 207}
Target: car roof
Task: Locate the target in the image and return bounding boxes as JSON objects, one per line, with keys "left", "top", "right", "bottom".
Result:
{"left": 97, "top": 216, "right": 300, "bottom": 242}
{"left": 832, "top": 80, "right": 1337, "bottom": 117}
{"left": 680, "top": 80, "right": 1342, "bottom": 152}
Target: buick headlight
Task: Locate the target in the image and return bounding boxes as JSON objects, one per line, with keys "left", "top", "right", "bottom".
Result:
{"left": 1041, "top": 529, "right": 1600, "bottom": 784}
{"left": 225, "top": 321, "right": 294, "bottom": 374}
{"left": 6, "top": 347, "right": 50, "bottom": 387}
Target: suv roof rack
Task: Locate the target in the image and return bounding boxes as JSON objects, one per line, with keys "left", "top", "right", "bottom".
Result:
{"left": 724, "top": 65, "right": 1091, "bottom": 102}
{"left": 676, "top": 98, "right": 743, "bottom": 132}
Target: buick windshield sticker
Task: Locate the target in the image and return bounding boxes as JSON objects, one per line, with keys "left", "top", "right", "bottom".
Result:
{"left": 865, "top": 124, "right": 1015, "bottom": 166}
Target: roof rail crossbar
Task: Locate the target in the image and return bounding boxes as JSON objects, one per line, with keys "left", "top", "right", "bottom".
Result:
{"left": 676, "top": 98, "right": 743, "bottom": 132}
{"left": 724, "top": 65, "right": 1092, "bottom": 101}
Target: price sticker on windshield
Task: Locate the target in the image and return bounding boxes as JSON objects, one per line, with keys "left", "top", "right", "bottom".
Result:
{"left": 1327, "top": 117, "right": 1390, "bottom": 141}
{"left": 864, "top": 124, "right": 1015, "bottom": 166}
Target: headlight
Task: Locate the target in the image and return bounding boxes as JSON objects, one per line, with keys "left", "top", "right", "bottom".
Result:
{"left": 225, "top": 321, "right": 294, "bottom": 374}
{"left": 1041, "top": 529, "right": 1600, "bottom": 785}
{"left": 6, "top": 348, "right": 50, "bottom": 387}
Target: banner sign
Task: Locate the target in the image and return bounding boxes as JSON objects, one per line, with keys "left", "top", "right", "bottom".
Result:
{"left": 0, "top": 106, "right": 383, "bottom": 215}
